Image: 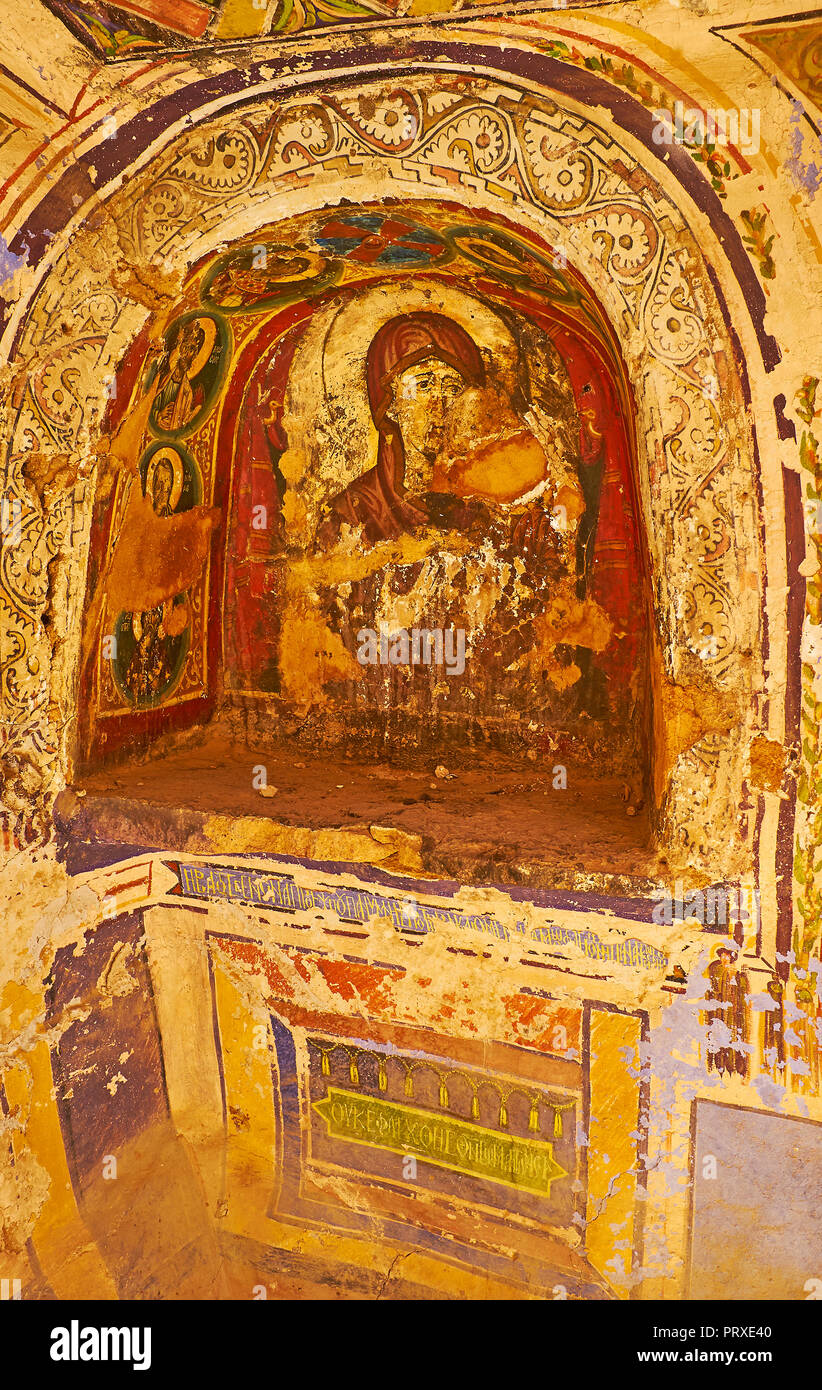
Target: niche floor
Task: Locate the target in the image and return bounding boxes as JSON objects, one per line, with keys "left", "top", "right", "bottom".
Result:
{"left": 73, "top": 736, "right": 659, "bottom": 893}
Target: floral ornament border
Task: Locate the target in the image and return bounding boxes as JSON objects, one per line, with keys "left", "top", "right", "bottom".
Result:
{"left": 528, "top": 38, "right": 742, "bottom": 199}
{"left": 795, "top": 376, "right": 822, "bottom": 965}
{"left": 782, "top": 374, "right": 822, "bottom": 1096}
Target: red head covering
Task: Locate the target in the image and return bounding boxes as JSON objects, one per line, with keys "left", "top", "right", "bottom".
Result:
{"left": 366, "top": 311, "right": 484, "bottom": 427}
{"left": 321, "top": 311, "right": 485, "bottom": 546}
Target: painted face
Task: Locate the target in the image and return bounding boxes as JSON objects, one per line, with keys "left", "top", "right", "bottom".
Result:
{"left": 151, "top": 463, "right": 173, "bottom": 513}
{"left": 391, "top": 359, "right": 466, "bottom": 483}
{"left": 178, "top": 322, "right": 202, "bottom": 368}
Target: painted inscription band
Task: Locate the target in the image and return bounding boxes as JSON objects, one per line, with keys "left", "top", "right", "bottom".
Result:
{"left": 312, "top": 1087, "right": 568, "bottom": 1195}
{"left": 170, "top": 860, "right": 667, "bottom": 969}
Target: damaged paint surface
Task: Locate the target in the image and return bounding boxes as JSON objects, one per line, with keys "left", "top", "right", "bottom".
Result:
{"left": 1, "top": 0, "right": 822, "bottom": 1308}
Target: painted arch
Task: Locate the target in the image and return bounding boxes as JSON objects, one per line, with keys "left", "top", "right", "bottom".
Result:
{"left": 1, "top": 55, "right": 778, "bottom": 891}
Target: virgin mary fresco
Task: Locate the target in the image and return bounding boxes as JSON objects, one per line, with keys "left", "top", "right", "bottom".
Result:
{"left": 318, "top": 311, "right": 487, "bottom": 546}
{"left": 227, "top": 284, "right": 637, "bottom": 755}
{"left": 302, "top": 306, "right": 593, "bottom": 741}
{"left": 317, "top": 310, "right": 570, "bottom": 558}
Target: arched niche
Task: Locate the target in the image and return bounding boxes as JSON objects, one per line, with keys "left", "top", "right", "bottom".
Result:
{"left": 3, "top": 71, "right": 765, "bottom": 882}
{"left": 77, "top": 200, "right": 653, "bottom": 812}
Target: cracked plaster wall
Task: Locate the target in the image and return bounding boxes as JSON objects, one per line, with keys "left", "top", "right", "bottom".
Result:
{"left": 1, "top": 0, "right": 821, "bottom": 1301}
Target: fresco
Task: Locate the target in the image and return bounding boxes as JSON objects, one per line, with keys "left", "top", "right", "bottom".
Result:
{"left": 81, "top": 201, "right": 647, "bottom": 772}
{"left": 2, "top": 0, "right": 821, "bottom": 1326}
{"left": 147, "top": 313, "right": 227, "bottom": 437}
{"left": 109, "top": 443, "right": 201, "bottom": 707}
{"left": 736, "top": 18, "right": 822, "bottom": 111}
{"left": 41, "top": 0, "right": 622, "bottom": 60}
{"left": 4, "top": 70, "right": 763, "bottom": 870}
{"left": 3, "top": 842, "right": 815, "bottom": 1303}
{"left": 14, "top": 854, "right": 660, "bottom": 1300}
{"left": 43, "top": 0, "right": 220, "bottom": 58}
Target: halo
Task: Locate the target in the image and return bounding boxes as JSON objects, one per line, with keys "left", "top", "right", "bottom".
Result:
{"left": 253, "top": 244, "right": 327, "bottom": 285}
{"left": 186, "top": 316, "right": 218, "bottom": 379}
{"left": 272, "top": 280, "right": 520, "bottom": 535}
{"left": 145, "top": 446, "right": 184, "bottom": 512}
{"left": 320, "top": 279, "right": 518, "bottom": 402}
{"left": 205, "top": 243, "right": 332, "bottom": 311}
{"left": 711, "top": 941, "right": 738, "bottom": 960}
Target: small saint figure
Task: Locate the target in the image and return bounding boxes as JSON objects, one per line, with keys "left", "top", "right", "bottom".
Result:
{"left": 209, "top": 247, "right": 325, "bottom": 309}
{"left": 152, "top": 319, "right": 207, "bottom": 432}
{"left": 704, "top": 946, "right": 750, "bottom": 1079}
{"left": 761, "top": 974, "right": 786, "bottom": 1080}
{"left": 123, "top": 455, "right": 189, "bottom": 703}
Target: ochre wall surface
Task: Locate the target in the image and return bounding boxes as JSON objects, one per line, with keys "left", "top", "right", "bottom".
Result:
{"left": 2, "top": 0, "right": 822, "bottom": 1304}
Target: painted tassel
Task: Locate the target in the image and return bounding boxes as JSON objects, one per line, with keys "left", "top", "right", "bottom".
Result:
{"left": 470, "top": 1093, "right": 480, "bottom": 1121}
{"left": 439, "top": 1081, "right": 449, "bottom": 1110}
{"left": 321, "top": 1051, "right": 330, "bottom": 1077}
{"left": 349, "top": 1058, "right": 359, "bottom": 1086}
{"left": 378, "top": 1058, "right": 387, "bottom": 1092}
{"left": 498, "top": 1099, "right": 508, "bottom": 1128}
{"left": 554, "top": 1108, "right": 563, "bottom": 1139}
{"left": 528, "top": 1099, "right": 540, "bottom": 1132}
{"left": 404, "top": 1071, "right": 414, "bottom": 1097}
